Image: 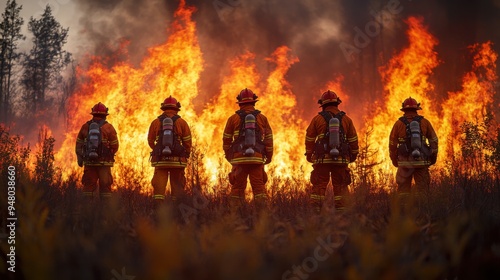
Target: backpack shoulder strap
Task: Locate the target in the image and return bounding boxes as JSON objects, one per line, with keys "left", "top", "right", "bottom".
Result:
{"left": 399, "top": 115, "right": 423, "bottom": 125}
{"left": 158, "top": 114, "right": 180, "bottom": 122}
{"left": 335, "top": 111, "right": 346, "bottom": 119}
{"left": 319, "top": 111, "right": 333, "bottom": 123}
{"left": 171, "top": 115, "right": 180, "bottom": 123}
{"left": 398, "top": 116, "right": 409, "bottom": 126}
{"left": 87, "top": 119, "right": 107, "bottom": 128}
{"left": 235, "top": 110, "right": 263, "bottom": 136}
{"left": 235, "top": 110, "right": 245, "bottom": 119}
{"left": 97, "top": 119, "right": 107, "bottom": 127}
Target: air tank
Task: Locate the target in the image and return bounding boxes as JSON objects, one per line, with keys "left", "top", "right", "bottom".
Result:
{"left": 410, "top": 120, "right": 422, "bottom": 159}
{"left": 88, "top": 122, "right": 100, "bottom": 160}
{"left": 329, "top": 117, "right": 340, "bottom": 157}
{"left": 243, "top": 114, "right": 256, "bottom": 156}
{"left": 162, "top": 117, "right": 174, "bottom": 156}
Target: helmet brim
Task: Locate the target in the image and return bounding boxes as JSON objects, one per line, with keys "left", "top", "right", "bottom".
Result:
{"left": 319, "top": 102, "right": 340, "bottom": 108}
{"left": 400, "top": 106, "right": 422, "bottom": 111}
{"left": 237, "top": 100, "right": 258, "bottom": 104}
{"left": 161, "top": 106, "right": 180, "bottom": 111}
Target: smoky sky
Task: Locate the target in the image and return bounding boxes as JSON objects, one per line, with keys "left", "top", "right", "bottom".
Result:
{"left": 73, "top": 0, "right": 500, "bottom": 121}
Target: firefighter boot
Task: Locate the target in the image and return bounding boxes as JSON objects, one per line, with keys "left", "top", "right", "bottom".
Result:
{"left": 334, "top": 195, "right": 346, "bottom": 213}
{"left": 229, "top": 196, "right": 243, "bottom": 215}
{"left": 100, "top": 192, "right": 112, "bottom": 208}
{"left": 309, "top": 195, "right": 323, "bottom": 214}
{"left": 172, "top": 199, "right": 186, "bottom": 224}
{"left": 152, "top": 198, "right": 165, "bottom": 224}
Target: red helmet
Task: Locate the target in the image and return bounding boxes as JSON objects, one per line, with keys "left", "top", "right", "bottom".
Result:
{"left": 90, "top": 102, "right": 109, "bottom": 115}
{"left": 318, "top": 90, "right": 341, "bottom": 107}
{"left": 400, "top": 97, "right": 422, "bottom": 111}
{"left": 236, "top": 88, "right": 258, "bottom": 104}
{"left": 161, "top": 96, "right": 181, "bottom": 111}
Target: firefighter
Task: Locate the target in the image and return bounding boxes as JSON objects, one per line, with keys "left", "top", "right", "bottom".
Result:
{"left": 305, "top": 90, "right": 359, "bottom": 213}
{"left": 223, "top": 88, "right": 273, "bottom": 213}
{"left": 76, "top": 102, "right": 119, "bottom": 201}
{"left": 148, "top": 96, "right": 192, "bottom": 214}
{"left": 389, "top": 97, "right": 438, "bottom": 194}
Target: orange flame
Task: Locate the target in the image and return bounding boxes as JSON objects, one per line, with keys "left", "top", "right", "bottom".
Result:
{"left": 193, "top": 51, "right": 261, "bottom": 187}
{"left": 259, "top": 46, "right": 309, "bottom": 180}
{"left": 55, "top": 1, "right": 311, "bottom": 192}
{"left": 55, "top": 0, "right": 202, "bottom": 190}
{"left": 441, "top": 41, "right": 498, "bottom": 170}
{"left": 53, "top": 6, "right": 498, "bottom": 193}
{"left": 362, "top": 16, "right": 498, "bottom": 183}
{"left": 363, "top": 16, "right": 441, "bottom": 177}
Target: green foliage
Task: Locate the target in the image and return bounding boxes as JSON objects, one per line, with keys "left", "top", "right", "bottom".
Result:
{"left": 0, "top": 124, "right": 30, "bottom": 178}
{"left": 490, "top": 127, "right": 500, "bottom": 172}
{"left": 459, "top": 111, "right": 499, "bottom": 177}
{"left": 352, "top": 124, "right": 383, "bottom": 188}
{"left": 34, "top": 127, "right": 60, "bottom": 187}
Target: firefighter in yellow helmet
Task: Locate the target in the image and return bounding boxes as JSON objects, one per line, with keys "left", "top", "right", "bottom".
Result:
{"left": 76, "top": 102, "right": 119, "bottom": 200}
{"left": 222, "top": 88, "right": 273, "bottom": 213}
{"left": 304, "top": 90, "right": 359, "bottom": 213}
{"left": 389, "top": 97, "right": 438, "bottom": 193}
{"left": 148, "top": 96, "right": 192, "bottom": 214}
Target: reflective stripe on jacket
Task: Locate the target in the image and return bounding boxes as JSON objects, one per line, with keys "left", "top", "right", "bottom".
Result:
{"left": 222, "top": 104, "right": 273, "bottom": 164}
{"left": 148, "top": 110, "right": 192, "bottom": 168}
{"left": 389, "top": 111, "right": 438, "bottom": 168}
{"left": 76, "top": 117, "right": 119, "bottom": 167}
{"left": 305, "top": 106, "right": 358, "bottom": 165}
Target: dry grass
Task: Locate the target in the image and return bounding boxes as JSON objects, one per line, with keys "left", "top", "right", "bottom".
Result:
{"left": 0, "top": 171, "right": 499, "bottom": 280}
{"left": 1, "top": 124, "right": 500, "bottom": 279}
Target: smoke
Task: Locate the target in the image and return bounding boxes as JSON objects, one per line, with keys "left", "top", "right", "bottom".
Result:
{"left": 73, "top": 0, "right": 173, "bottom": 65}
{"left": 70, "top": 0, "right": 500, "bottom": 124}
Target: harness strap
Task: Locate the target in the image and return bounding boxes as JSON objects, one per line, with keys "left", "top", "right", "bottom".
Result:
{"left": 319, "top": 111, "right": 346, "bottom": 139}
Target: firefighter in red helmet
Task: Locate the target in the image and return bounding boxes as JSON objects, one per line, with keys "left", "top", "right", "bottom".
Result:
{"left": 389, "top": 97, "right": 438, "bottom": 193}
{"left": 222, "top": 88, "right": 273, "bottom": 213}
{"left": 304, "top": 90, "right": 359, "bottom": 213}
{"left": 148, "top": 96, "right": 192, "bottom": 216}
{"left": 76, "top": 102, "right": 119, "bottom": 201}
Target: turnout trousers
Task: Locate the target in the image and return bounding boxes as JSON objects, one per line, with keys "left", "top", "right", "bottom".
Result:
{"left": 82, "top": 166, "right": 113, "bottom": 198}
{"left": 151, "top": 167, "right": 187, "bottom": 201}
{"left": 309, "top": 164, "right": 351, "bottom": 212}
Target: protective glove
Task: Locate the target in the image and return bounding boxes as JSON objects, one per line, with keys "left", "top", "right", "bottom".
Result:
{"left": 265, "top": 157, "right": 272, "bottom": 165}
{"left": 224, "top": 152, "right": 231, "bottom": 163}
{"left": 430, "top": 152, "right": 437, "bottom": 165}
{"left": 228, "top": 168, "right": 236, "bottom": 185}
{"left": 391, "top": 158, "right": 398, "bottom": 167}
{"left": 349, "top": 153, "right": 357, "bottom": 163}
{"left": 263, "top": 170, "right": 268, "bottom": 184}
{"left": 77, "top": 155, "right": 83, "bottom": 167}
{"left": 305, "top": 153, "right": 314, "bottom": 163}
